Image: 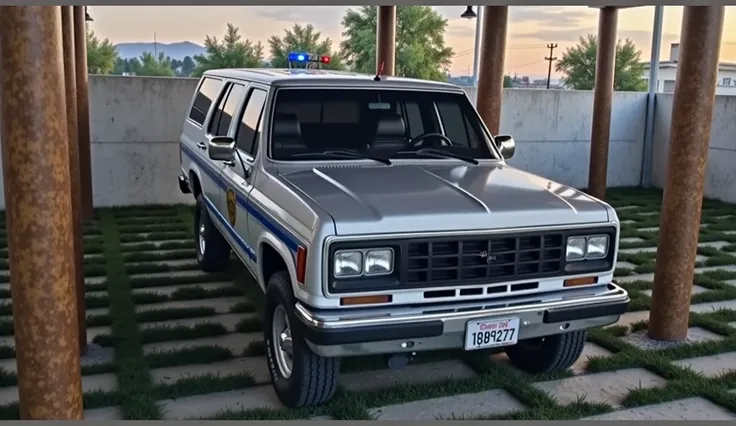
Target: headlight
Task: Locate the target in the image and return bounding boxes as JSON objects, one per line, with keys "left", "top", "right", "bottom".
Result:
{"left": 365, "top": 249, "right": 393, "bottom": 275}
{"left": 566, "top": 237, "right": 587, "bottom": 261}
{"left": 586, "top": 235, "right": 609, "bottom": 259}
{"left": 566, "top": 235, "right": 609, "bottom": 261}
{"left": 333, "top": 248, "right": 394, "bottom": 278}
{"left": 334, "top": 250, "right": 363, "bottom": 277}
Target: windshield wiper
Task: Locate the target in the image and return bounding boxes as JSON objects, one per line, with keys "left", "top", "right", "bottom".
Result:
{"left": 291, "top": 150, "right": 392, "bottom": 165}
{"left": 397, "top": 148, "right": 479, "bottom": 165}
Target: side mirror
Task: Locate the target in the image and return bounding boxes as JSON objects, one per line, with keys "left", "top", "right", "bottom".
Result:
{"left": 208, "top": 136, "right": 235, "bottom": 162}
{"left": 494, "top": 134, "right": 516, "bottom": 159}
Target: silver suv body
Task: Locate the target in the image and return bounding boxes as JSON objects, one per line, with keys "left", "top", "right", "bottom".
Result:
{"left": 177, "top": 66, "right": 629, "bottom": 408}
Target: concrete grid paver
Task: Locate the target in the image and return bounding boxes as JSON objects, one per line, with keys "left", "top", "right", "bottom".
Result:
{"left": 0, "top": 191, "right": 736, "bottom": 419}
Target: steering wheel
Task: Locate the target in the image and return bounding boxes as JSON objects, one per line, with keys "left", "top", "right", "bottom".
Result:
{"left": 406, "top": 132, "right": 453, "bottom": 149}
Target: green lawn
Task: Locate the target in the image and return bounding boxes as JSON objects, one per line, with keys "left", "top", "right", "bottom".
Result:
{"left": 0, "top": 187, "right": 734, "bottom": 419}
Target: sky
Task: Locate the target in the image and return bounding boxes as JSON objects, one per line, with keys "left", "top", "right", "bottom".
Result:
{"left": 87, "top": 5, "right": 736, "bottom": 79}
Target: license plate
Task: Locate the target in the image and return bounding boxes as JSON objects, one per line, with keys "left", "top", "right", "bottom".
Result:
{"left": 464, "top": 317, "right": 520, "bottom": 351}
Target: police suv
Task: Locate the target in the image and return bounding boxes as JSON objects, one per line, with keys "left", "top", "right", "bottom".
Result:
{"left": 177, "top": 52, "right": 630, "bottom": 408}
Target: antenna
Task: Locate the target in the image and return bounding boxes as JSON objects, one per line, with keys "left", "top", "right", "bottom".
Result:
{"left": 374, "top": 61, "right": 385, "bottom": 81}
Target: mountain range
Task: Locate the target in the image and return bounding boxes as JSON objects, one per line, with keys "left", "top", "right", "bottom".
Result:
{"left": 114, "top": 41, "right": 206, "bottom": 60}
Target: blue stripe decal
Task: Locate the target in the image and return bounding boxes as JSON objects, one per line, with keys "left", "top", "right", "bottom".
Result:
{"left": 202, "top": 195, "right": 257, "bottom": 260}
{"left": 180, "top": 142, "right": 302, "bottom": 253}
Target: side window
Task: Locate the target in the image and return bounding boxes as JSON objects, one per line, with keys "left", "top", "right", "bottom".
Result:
{"left": 188, "top": 77, "right": 222, "bottom": 126}
{"left": 207, "top": 83, "right": 231, "bottom": 135}
{"left": 436, "top": 101, "right": 472, "bottom": 147}
{"left": 216, "top": 84, "right": 246, "bottom": 136}
{"left": 403, "top": 101, "right": 424, "bottom": 138}
{"left": 235, "top": 89, "right": 268, "bottom": 156}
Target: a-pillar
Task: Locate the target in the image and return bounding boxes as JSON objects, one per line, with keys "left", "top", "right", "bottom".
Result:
{"left": 0, "top": 6, "right": 84, "bottom": 419}
{"left": 586, "top": 6, "right": 618, "bottom": 200}
{"left": 648, "top": 6, "right": 724, "bottom": 342}
{"left": 376, "top": 6, "right": 396, "bottom": 76}
{"left": 74, "top": 5, "right": 94, "bottom": 220}
{"left": 475, "top": 6, "right": 508, "bottom": 135}
{"left": 62, "top": 5, "right": 88, "bottom": 355}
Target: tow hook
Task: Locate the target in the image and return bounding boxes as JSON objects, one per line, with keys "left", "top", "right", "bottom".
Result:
{"left": 386, "top": 352, "right": 415, "bottom": 370}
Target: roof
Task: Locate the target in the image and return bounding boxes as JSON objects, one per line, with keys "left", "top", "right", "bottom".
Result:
{"left": 201, "top": 68, "right": 464, "bottom": 92}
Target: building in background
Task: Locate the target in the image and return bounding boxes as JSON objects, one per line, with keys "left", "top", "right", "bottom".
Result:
{"left": 643, "top": 43, "right": 736, "bottom": 95}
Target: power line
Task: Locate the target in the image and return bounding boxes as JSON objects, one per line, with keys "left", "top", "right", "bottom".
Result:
{"left": 507, "top": 59, "right": 546, "bottom": 70}
{"left": 545, "top": 43, "right": 558, "bottom": 89}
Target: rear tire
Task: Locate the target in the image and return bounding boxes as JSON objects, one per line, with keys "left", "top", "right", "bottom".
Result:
{"left": 194, "top": 195, "right": 231, "bottom": 273}
{"left": 264, "top": 270, "right": 340, "bottom": 408}
{"left": 503, "top": 330, "right": 587, "bottom": 374}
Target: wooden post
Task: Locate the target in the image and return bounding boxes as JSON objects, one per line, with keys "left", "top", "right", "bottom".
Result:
{"left": 0, "top": 5, "right": 84, "bottom": 419}
{"left": 62, "top": 5, "right": 88, "bottom": 355}
{"left": 648, "top": 6, "right": 724, "bottom": 342}
{"left": 74, "top": 5, "right": 94, "bottom": 220}
{"left": 376, "top": 6, "right": 396, "bottom": 76}
{"left": 475, "top": 6, "right": 508, "bottom": 136}
{"left": 586, "top": 6, "right": 618, "bottom": 200}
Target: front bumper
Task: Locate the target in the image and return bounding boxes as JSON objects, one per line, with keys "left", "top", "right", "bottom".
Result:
{"left": 293, "top": 282, "right": 629, "bottom": 357}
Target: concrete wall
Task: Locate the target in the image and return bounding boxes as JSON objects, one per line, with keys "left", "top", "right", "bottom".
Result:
{"left": 463, "top": 87, "right": 648, "bottom": 189}
{"left": 0, "top": 75, "right": 673, "bottom": 208}
{"left": 651, "top": 93, "right": 736, "bottom": 203}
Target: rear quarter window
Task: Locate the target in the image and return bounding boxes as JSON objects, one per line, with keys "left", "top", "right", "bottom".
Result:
{"left": 188, "top": 77, "right": 222, "bottom": 126}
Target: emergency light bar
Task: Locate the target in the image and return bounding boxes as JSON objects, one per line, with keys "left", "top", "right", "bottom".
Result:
{"left": 288, "top": 52, "right": 331, "bottom": 64}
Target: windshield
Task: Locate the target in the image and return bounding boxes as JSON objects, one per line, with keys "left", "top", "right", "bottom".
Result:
{"left": 268, "top": 88, "right": 499, "bottom": 162}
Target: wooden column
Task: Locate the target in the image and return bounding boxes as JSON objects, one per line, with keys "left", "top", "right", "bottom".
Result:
{"left": 475, "top": 6, "right": 508, "bottom": 135}
{"left": 648, "top": 6, "right": 724, "bottom": 342}
{"left": 586, "top": 6, "right": 618, "bottom": 200}
{"left": 62, "top": 5, "right": 88, "bottom": 355}
{"left": 74, "top": 6, "right": 94, "bottom": 220}
{"left": 0, "top": 5, "right": 84, "bottom": 419}
{"left": 376, "top": 6, "right": 396, "bottom": 76}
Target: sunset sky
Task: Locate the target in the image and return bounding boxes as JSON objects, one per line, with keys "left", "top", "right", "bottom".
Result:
{"left": 87, "top": 6, "right": 736, "bottom": 79}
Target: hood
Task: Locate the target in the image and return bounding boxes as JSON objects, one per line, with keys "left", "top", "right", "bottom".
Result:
{"left": 279, "top": 163, "right": 610, "bottom": 235}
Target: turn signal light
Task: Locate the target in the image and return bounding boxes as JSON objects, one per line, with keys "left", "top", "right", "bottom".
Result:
{"left": 564, "top": 276, "right": 598, "bottom": 287}
{"left": 340, "top": 295, "right": 392, "bottom": 306}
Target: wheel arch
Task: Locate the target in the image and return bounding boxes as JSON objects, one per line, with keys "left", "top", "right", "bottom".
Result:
{"left": 258, "top": 234, "right": 298, "bottom": 294}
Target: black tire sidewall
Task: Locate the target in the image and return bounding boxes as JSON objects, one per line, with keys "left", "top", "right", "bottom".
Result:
{"left": 264, "top": 272, "right": 303, "bottom": 405}
{"left": 194, "top": 196, "right": 208, "bottom": 263}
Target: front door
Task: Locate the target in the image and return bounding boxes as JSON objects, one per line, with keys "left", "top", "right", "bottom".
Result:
{"left": 220, "top": 85, "right": 269, "bottom": 273}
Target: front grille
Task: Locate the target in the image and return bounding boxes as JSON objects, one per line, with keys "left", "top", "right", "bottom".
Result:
{"left": 406, "top": 233, "right": 565, "bottom": 286}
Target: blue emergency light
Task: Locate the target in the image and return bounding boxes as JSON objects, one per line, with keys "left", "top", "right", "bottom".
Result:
{"left": 288, "top": 52, "right": 331, "bottom": 64}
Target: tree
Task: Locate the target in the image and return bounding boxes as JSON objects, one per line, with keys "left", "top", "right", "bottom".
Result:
{"left": 555, "top": 34, "right": 647, "bottom": 91}
{"left": 191, "top": 23, "right": 264, "bottom": 77}
{"left": 268, "top": 24, "right": 344, "bottom": 70}
{"left": 86, "top": 28, "right": 118, "bottom": 74}
{"left": 340, "top": 6, "right": 453, "bottom": 81}
{"left": 181, "top": 56, "right": 196, "bottom": 76}
{"left": 133, "top": 52, "right": 175, "bottom": 77}
{"left": 504, "top": 75, "right": 513, "bottom": 88}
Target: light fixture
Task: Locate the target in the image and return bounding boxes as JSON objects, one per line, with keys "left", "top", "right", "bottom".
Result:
{"left": 461, "top": 6, "right": 477, "bottom": 19}
{"left": 85, "top": 6, "right": 93, "bottom": 22}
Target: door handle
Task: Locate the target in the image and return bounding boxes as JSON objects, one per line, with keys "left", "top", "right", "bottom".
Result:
{"left": 196, "top": 142, "right": 207, "bottom": 150}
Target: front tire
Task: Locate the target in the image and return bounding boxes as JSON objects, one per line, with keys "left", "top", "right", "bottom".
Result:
{"left": 503, "top": 330, "right": 587, "bottom": 374}
{"left": 264, "top": 270, "right": 340, "bottom": 408}
{"left": 194, "top": 195, "right": 231, "bottom": 272}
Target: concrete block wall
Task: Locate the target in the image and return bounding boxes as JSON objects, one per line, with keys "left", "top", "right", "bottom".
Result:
{"left": 0, "top": 75, "right": 731, "bottom": 208}
{"left": 651, "top": 93, "right": 736, "bottom": 203}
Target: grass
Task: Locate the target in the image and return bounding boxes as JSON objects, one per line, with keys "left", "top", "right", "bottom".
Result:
{"left": 1, "top": 190, "right": 736, "bottom": 419}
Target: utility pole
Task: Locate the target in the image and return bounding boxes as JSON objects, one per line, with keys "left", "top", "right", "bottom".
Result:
{"left": 545, "top": 43, "right": 558, "bottom": 89}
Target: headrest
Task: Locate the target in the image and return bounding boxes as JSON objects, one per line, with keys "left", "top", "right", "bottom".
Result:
{"left": 272, "top": 113, "right": 301, "bottom": 139}
{"left": 374, "top": 113, "right": 406, "bottom": 138}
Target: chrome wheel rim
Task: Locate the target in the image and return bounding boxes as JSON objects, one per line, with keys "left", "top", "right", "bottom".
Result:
{"left": 198, "top": 222, "right": 206, "bottom": 255}
{"left": 272, "top": 305, "right": 293, "bottom": 378}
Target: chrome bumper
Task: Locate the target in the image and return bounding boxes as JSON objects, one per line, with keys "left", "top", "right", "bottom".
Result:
{"left": 293, "top": 283, "right": 629, "bottom": 357}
